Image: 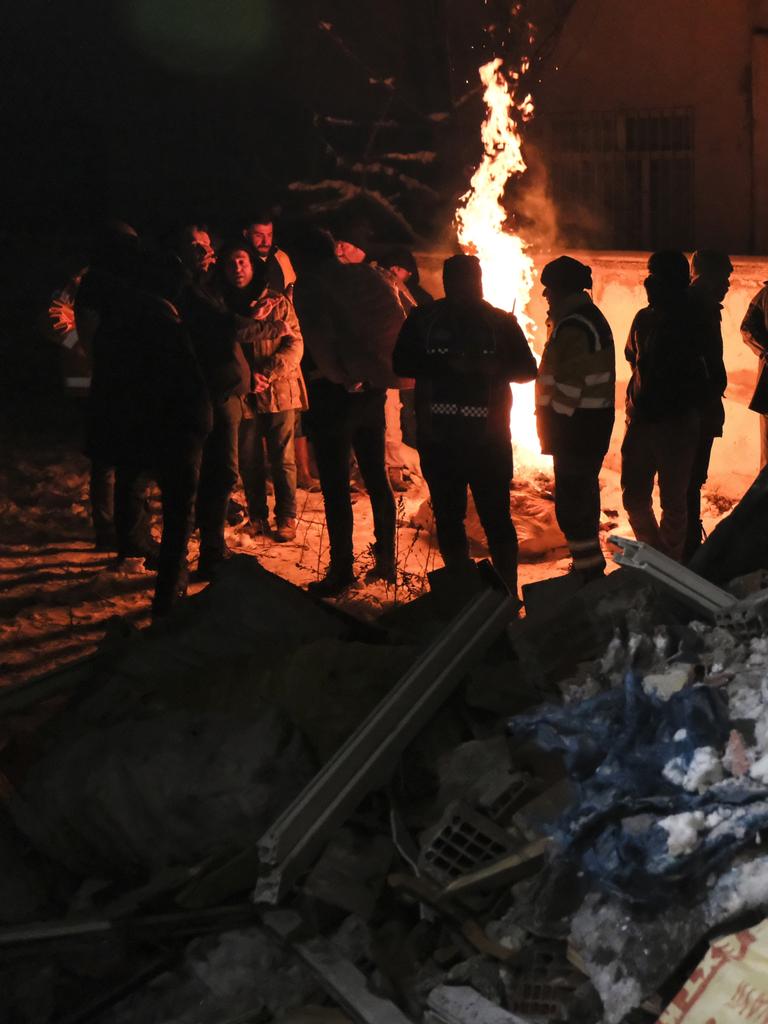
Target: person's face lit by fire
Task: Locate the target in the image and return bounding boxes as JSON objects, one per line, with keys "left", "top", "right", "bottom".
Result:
{"left": 388, "top": 265, "right": 411, "bottom": 284}
{"left": 225, "top": 249, "right": 254, "bottom": 289}
{"left": 335, "top": 240, "right": 366, "bottom": 264}
{"left": 245, "top": 223, "right": 273, "bottom": 259}
{"left": 185, "top": 228, "right": 215, "bottom": 274}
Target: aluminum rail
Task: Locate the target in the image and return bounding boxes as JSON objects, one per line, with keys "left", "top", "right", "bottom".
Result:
{"left": 254, "top": 576, "right": 514, "bottom": 903}
{"left": 609, "top": 535, "right": 736, "bottom": 617}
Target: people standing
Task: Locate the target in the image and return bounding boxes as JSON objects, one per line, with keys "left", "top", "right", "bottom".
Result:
{"left": 334, "top": 226, "right": 416, "bottom": 493}
{"left": 75, "top": 222, "right": 156, "bottom": 564}
{"left": 740, "top": 276, "right": 768, "bottom": 471}
{"left": 393, "top": 254, "right": 537, "bottom": 600}
{"left": 174, "top": 226, "right": 250, "bottom": 580}
{"left": 684, "top": 250, "right": 732, "bottom": 561}
{"left": 292, "top": 228, "right": 406, "bottom": 596}
{"left": 215, "top": 242, "right": 307, "bottom": 543}
{"left": 621, "top": 250, "right": 705, "bottom": 562}
{"left": 535, "top": 256, "right": 615, "bottom": 580}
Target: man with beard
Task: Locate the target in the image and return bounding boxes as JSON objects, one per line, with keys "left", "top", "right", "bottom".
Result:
{"left": 243, "top": 211, "right": 296, "bottom": 297}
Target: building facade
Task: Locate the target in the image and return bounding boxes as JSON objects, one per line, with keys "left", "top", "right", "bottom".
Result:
{"left": 530, "top": 0, "right": 768, "bottom": 254}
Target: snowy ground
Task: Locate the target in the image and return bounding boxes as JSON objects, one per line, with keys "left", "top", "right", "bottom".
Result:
{"left": 0, "top": 403, "right": 738, "bottom": 689}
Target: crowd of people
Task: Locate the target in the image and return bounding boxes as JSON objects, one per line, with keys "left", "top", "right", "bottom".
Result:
{"left": 42, "top": 212, "right": 768, "bottom": 619}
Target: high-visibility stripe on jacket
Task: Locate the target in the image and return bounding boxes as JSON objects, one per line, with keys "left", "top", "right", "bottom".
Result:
{"left": 535, "top": 307, "right": 615, "bottom": 417}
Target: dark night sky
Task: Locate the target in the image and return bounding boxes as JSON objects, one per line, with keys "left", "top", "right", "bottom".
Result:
{"left": 2, "top": 1, "right": 474, "bottom": 236}
{"left": 1, "top": 1, "right": 547, "bottom": 239}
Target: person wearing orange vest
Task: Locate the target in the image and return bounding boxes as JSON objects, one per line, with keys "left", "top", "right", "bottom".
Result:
{"left": 535, "top": 256, "right": 615, "bottom": 580}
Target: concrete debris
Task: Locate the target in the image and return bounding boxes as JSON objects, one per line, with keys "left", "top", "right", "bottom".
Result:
{"left": 8, "top": 534, "right": 768, "bottom": 1024}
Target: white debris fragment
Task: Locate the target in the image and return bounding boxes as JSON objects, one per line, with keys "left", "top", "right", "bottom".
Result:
{"left": 673, "top": 729, "right": 688, "bottom": 742}
{"left": 642, "top": 667, "right": 690, "bottom": 700}
{"left": 749, "top": 753, "right": 768, "bottom": 785}
{"left": 683, "top": 747, "right": 724, "bottom": 793}
{"left": 662, "top": 757, "right": 688, "bottom": 787}
{"left": 747, "top": 637, "right": 768, "bottom": 667}
{"left": 659, "top": 812, "right": 706, "bottom": 857}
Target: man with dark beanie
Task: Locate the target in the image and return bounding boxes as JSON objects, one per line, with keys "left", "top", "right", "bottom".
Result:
{"left": 393, "top": 254, "right": 536, "bottom": 600}
{"left": 685, "top": 249, "right": 732, "bottom": 560}
{"left": 535, "top": 255, "right": 615, "bottom": 579}
{"left": 622, "top": 250, "right": 706, "bottom": 561}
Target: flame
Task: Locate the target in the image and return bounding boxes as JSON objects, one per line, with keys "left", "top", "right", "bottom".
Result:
{"left": 455, "top": 58, "right": 551, "bottom": 471}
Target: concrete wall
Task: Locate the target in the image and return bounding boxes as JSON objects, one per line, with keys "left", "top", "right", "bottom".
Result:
{"left": 532, "top": 0, "right": 764, "bottom": 254}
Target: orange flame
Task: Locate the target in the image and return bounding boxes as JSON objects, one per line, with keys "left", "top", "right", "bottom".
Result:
{"left": 455, "top": 58, "right": 550, "bottom": 470}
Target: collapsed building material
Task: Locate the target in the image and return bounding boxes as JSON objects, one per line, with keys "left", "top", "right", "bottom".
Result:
{"left": 417, "top": 801, "right": 523, "bottom": 885}
{"left": 658, "top": 915, "right": 768, "bottom": 1022}
{"left": 440, "top": 838, "right": 552, "bottom": 898}
{"left": 253, "top": 574, "right": 515, "bottom": 903}
{"left": 387, "top": 873, "right": 518, "bottom": 963}
{"left": 426, "top": 984, "right": 532, "bottom": 1024}
{"left": 688, "top": 464, "right": 768, "bottom": 584}
{"left": 609, "top": 535, "right": 736, "bottom": 617}
{"left": 293, "top": 938, "right": 413, "bottom": 1024}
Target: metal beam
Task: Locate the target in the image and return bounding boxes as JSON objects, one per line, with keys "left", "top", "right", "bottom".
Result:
{"left": 609, "top": 536, "right": 736, "bottom": 617}
{"left": 254, "top": 575, "right": 514, "bottom": 903}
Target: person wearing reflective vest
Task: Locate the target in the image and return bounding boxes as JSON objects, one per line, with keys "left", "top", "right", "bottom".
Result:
{"left": 535, "top": 256, "right": 615, "bottom": 579}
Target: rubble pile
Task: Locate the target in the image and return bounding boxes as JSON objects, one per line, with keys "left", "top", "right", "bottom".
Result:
{"left": 2, "top": 507, "right": 768, "bottom": 1022}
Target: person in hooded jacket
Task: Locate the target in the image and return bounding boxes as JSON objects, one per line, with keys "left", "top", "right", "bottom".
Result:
{"left": 393, "top": 254, "right": 537, "bottom": 600}
{"left": 291, "top": 227, "right": 407, "bottom": 597}
{"left": 740, "top": 277, "right": 768, "bottom": 471}
{"left": 214, "top": 241, "right": 307, "bottom": 543}
{"left": 535, "top": 256, "right": 615, "bottom": 579}
{"left": 684, "top": 249, "right": 732, "bottom": 561}
{"left": 621, "top": 250, "right": 706, "bottom": 562}
{"left": 75, "top": 222, "right": 157, "bottom": 564}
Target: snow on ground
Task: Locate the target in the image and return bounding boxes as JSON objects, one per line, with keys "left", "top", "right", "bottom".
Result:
{"left": 0, "top": 410, "right": 738, "bottom": 690}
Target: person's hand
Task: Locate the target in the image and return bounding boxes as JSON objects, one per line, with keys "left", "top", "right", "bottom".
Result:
{"left": 49, "top": 300, "right": 76, "bottom": 333}
{"left": 252, "top": 372, "right": 270, "bottom": 393}
{"left": 250, "top": 296, "right": 279, "bottom": 320}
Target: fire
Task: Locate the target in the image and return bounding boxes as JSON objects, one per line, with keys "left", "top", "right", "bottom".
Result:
{"left": 455, "top": 58, "right": 551, "bottom": 470}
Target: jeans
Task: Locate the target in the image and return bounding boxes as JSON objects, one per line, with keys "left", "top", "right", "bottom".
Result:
{"left": 114, "top": 465, "right": 152, "bottom": 557}
{"left": 420, "top": 436, "right": 519, "bottom": 588}
{"left": 239, "top": 409, "right": 297, "bottom": 522}
{"left": 196, "top": 394, "right": 242, "bottom": 558}
{"left": 684, "top": 430, "right": 716, "bottom": 562}
{"left": 308, "top": 380, "right": 395, "bottom": 572}
{"left": 621, "top": 411, "right": 700, "bottom": 562}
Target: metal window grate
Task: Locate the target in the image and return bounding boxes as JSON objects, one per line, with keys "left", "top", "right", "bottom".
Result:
{"left": 532, "top": 108, "right": 694, "bottom": 249}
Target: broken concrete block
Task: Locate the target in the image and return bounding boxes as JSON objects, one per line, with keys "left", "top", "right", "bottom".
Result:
{"left": 418, "top": 801, "right": 523, "bottom": 885}
{"left": 302, "top": 828, "right": 394, "bottom": 920}
{"left": 502, "top": 940, "right": 579, "bottom": 1022}
{"left": 434, "top": 738, "right": 511, "bottom": 809}
{"left": 641, "top": 665, "right": 691, "bottom": 700}
{"left": 444, "top": 958, "right": 506, "bottom": 1005}
{"left": 428, "top": 983, "right": 531, "bottom": 1023}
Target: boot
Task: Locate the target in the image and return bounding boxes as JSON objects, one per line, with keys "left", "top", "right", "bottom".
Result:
{"left": 195, "top": 545, "right": 233, "bottom": 582}
{"left": 275, "top": 517, "right": 297, "bottom": 543}
{"left": 307, "top": 563, "right": 356, "bottom": 598}
{"left": 488, "top": 540, "right": 521, "bottom": 606}
{"left": 366, "top": 548, "right": 396, "bottom": 584}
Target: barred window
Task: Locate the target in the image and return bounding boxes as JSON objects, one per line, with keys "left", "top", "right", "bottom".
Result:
{"left": 532, "top": 109, "right": 694, "bottom": 250}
